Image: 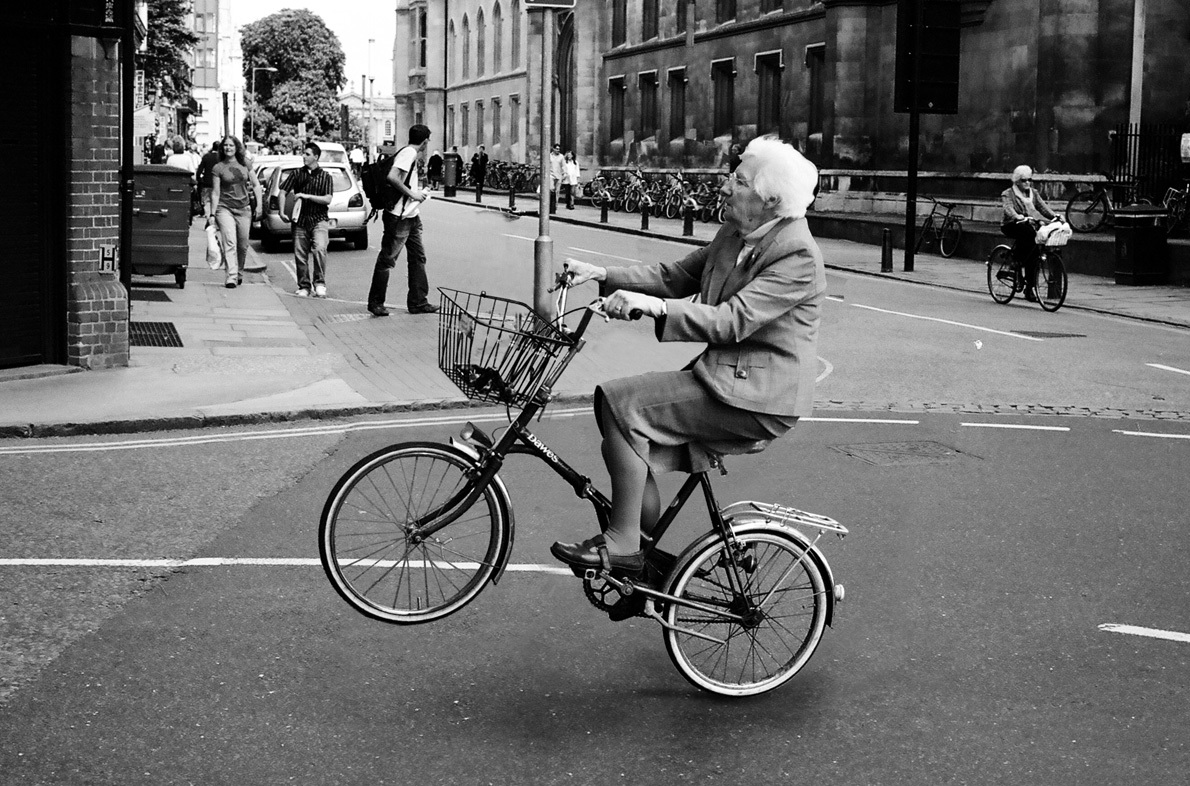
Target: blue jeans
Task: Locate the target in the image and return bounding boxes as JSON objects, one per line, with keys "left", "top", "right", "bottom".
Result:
{"left": 293, "top": 221, "right": 330, "bottom": 291}
{"left": 369, "top": 213, "right": 429, "bottom": 310}
{"left": 214, "top": 206, "right": 251, "bottom": 280}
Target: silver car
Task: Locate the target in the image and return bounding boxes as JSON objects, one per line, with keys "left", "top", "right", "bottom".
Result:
{"left": 259, "top": 162, "right": 369, "bottom": 252}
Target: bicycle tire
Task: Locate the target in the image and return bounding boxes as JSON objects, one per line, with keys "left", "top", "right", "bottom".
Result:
{"left": 914, "top": 215, "right": 934, "bottom": 253}
{"left": 663, "top": 527, "right": 828, "bottom": 697}
{"left": 987, "top": 245, "right": 1017, "bottom": 304}
{"left": 1166, "top": 195, "right": 1187, "bottom": 237}
{"left": 939, "top": 216, "right": 963, "bottom": 258}
{"left": 1036, "top": 250, "right": 1067, "bottom": 312}
{"left": 319, "top": 442, "right": 505, "bottom": 625}
{"left": 1066, "top": 190, "right": 1107, "bottom": 232}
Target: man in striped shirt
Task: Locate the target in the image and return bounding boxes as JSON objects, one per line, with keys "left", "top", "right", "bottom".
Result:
{"left": 282, "top": 143, "right": 334, "bottom": 297}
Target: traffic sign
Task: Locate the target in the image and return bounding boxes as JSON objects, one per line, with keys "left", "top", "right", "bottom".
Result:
{"left": 524, "top": 0, "right": 575, "bottom": 8}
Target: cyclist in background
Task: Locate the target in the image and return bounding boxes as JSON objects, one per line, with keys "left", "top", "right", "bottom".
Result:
{"left": 1001, "top": 164, "right": 1057, "bottom": 301}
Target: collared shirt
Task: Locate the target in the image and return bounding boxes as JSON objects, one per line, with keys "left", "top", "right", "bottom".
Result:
{"left": 282, "top": 165, "right": 333, "bottom": 230}
{"left": 735, "top": 217, "right": 783, "bottom": 267}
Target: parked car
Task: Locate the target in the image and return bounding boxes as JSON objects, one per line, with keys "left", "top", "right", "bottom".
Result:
{"left": 250, "top": 155, "right": 302, "bottom": 238}
{"left": 258, "top": 161, "right": 369, "bottom": 252}
{"left": 311, "top": 141, "right": 348, "bottom": 164}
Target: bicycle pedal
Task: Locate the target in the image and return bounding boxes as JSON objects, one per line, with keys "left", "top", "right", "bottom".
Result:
{"left": 582, "top": 567, "right": 598, "bottom": 581}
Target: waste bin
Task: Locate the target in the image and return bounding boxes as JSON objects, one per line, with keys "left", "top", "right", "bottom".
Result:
{"left": 1114, "top": 205, "right": 1168, "bottom": 285}
{"left": 132, "top": 164, "right": 192, "bottom": 288}
{"left": 443, "top": 153, "right": 462, "bottom": 198}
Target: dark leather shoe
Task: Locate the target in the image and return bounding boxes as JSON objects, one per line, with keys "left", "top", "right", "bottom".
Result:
{"left": 1024, "top": 289, "right": 1038, "bottom": 302}
{"left": 368, "top": 305, "right": 390, "bottom": 317}
{"left": 550, "top": 534, "right": 644, "bottom": 574}
{"left": 408, "top": 303, "right": 440, "bottom": 314}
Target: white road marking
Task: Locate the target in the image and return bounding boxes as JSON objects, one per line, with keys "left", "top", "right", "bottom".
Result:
{"left": 850, "top": 303, "right": 1044, "bottom": 341}
{"left": 0, "top": 557, "right": 570, "bottom": 575}
{"left": 803, "top": 417, "right": 920, "bottom": 424}
{"left": 566, "top": 246, "right": 642, "bottom": 264}
{"left": 0, "top": 408, "right": 588, "bottom": 456}
{"left": 1099, "top": 623, "right": 1190, "bottom": 644}
{"left": 1112, "top": 429, "right": 1190, "bottom": 440}
{"left": 1146, "top": 363, "right": 1190, "bottom": 377}
{"left": 816, "top": 356, "right": 833, "bottom": 383}
{"left": 501, "top": 233, "right": 536, "bottom": 241}
{"left": 961, "top": 423, "right": 1071, "bottom": 432}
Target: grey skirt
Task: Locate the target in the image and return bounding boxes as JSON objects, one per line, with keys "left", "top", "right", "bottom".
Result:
{"left": 595, "top": 370, "right": 798, "bottom": 474}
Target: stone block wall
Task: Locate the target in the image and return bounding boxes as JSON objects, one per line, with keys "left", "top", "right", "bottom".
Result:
{"left": 68, "top": 35, "right": 128, "bottom": 369}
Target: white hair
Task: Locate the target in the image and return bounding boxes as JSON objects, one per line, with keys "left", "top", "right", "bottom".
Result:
{"left": 1012, "top": 164, "right": 1033, "bottom": 183}
{"left": 742, "top": 136, "right": 819, "bottom": 220}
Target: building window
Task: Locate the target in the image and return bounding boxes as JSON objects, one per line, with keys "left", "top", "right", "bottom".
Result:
{"left": 510, "top": 94, "right": 520, "bottom": 143}
{"left": 639, "top": 72, "right": 658, "bottom": 139}
{"left": 756, "top": 51, "right": 783, "bottom": 135}
{"left": 642, "top": 0, "right": 658, "bottom": 41}
{"left": 806, "top": 44, "right": 825, "bottom": 136}
{"left": 712, "top": 59, "right": 735, "bottom": 138}
{"left": 761, "top": 0, "right": 784, "bottom": 12}
{"left": 609, "top": 77, "right": 626, "bottom": 142}
{"left": 447, "top": 105, "right": 455, "bottom": 146}
{"left": 462, "top": 15, "right": 471, "bottom": 79}
{"left": 716, "top": 0, "right": 736, "bottom": 24}
{"left": 477, "top": 9, "right": 486, "bottom": 77}
{"left": 477, "top": 101, "right": 485, "bottom": 146}
{"left": 417, "top": 7, "right": 427, "bottom": 69}
{"left": 668, "top": 68, "right": 686, "bottom": 140}
{"left": 385, "top": 119, "right": 393, "bottom": 139}
{"left": 493, "top": 2, "right": 503, "bottom": 72}
{"left": 676, "top": 0, "right": 687, "bottom": 33}
{"left": 511, "top": 1, "right": 521, "bottom": 66}
{"left": 492, "top": 97, "right": 502, "bottom": 144}
{"left": 612, "top": 0, "right": 626, "bottom": 46}
{"left": 449, "top": 21, "right": 457, "bottom": 82}
{"left": 461, "top": 103, "right": 470, "bottom": 146}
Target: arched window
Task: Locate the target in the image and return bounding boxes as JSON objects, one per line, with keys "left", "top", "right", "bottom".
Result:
{"left": 462, "top": 15, "right": 470, "bottom": 79}
{"left": 449, "top": 20, "right": 457, "bottom": 82}
{"left": 477, "top": 8, "right": 486, "bottom": 77}
{"left": 493, "top": 2, "right": 503, "bottom": 73}
{"left": 511, "top": 0, "right": 521, "bottom": 67}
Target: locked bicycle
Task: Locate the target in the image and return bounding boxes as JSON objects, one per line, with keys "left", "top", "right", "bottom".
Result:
{"left": 914, "top": 197, "right": 964, "bottom": 258}
{"left": 318, "top": 275, "right": 848, "bottom": 697}
{"left": 987, "top": 219, "right": 1070, "bottom": 312}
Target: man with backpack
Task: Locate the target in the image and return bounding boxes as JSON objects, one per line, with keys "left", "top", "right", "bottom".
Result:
{"left": 366, "top": 124, "right": 439, "bottom": 317}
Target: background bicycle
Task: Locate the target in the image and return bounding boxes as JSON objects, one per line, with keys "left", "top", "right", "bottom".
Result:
{"left": 1065, "top": 174, "right": 1151, "bottom": 232}
{"left": 914, "top": 197, "right": 963, "bottom": 258}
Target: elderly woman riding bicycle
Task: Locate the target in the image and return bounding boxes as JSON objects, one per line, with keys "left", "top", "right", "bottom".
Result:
{"left": 551, "top": 136, "right": 825, "bottom": 573}
{"left": 1001, "top": 164, "right": 1060, "bottom": 302}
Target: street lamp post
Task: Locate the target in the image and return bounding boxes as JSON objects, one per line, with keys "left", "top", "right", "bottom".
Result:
{"left": 250, "top": 65, "right": 277, "bottom": 143}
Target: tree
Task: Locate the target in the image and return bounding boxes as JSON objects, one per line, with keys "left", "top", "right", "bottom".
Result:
{"left": 240, "top": 10, "right": 347, "bottom": 146}
{"left": 140, "top": 0, "right": 201, "bottom": 103}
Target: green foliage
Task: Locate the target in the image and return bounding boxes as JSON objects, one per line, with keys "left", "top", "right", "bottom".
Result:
{"left": 240, "top": 9, "right": 348, "bottom": 144}
{"left": 140, "top": 0, "right": 201, "bottom": 103}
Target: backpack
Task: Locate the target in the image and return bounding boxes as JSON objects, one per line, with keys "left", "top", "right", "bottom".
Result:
{"left": 360, "top": 146, "right": 415, "bottom": 220}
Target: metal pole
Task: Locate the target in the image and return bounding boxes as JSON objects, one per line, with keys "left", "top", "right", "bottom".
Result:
{"left": 251, "top": 69, "right": 256, "bottom": 142}
{"left": 903, "top": 0, "right": 922, "bottom": 273}
{"left": 533, "top": 9, "right": 555, "bottom": 319}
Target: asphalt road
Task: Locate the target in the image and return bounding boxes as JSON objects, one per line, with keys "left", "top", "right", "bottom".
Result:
{"left": 2, "top": 210, "right": 1189, "bottom": 784}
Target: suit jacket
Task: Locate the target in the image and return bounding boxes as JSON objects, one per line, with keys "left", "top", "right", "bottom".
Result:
{"left": 603, "top": 218, "right": 825, "bottom": 417}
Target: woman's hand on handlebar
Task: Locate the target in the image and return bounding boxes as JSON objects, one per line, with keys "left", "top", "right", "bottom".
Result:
{"left": 598, "top": 290, "right": 664, "bottom": 321}
{"left": 562, "top": 258, "right": 606, "bottom": 286}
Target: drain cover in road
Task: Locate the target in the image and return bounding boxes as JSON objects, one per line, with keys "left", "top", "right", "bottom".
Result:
{"left": 832, "top": 441, "right": 966, "bottom": 466}
{"left": 1013, "top": 330, "right": 1086, "bottom": 338}
{"left": 130, "top": 289, "right": 171, "bottom": 302}
{"left": 129, "top": 321, "right": 183, "bottom": 348}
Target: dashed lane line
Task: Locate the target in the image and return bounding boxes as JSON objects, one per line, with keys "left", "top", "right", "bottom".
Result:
{"left": 1112, "top": 429, "right": 1190, "bottom": 440}
{"left": 1099, "top": 624, "right": 1190, "bottom": 644}
{"left": 1146, "top": 363, "right": 1190, "bottom": 377}
{"left": 849, "top": 303, "right": 1044, "bottom": 341}
{"left": 960, "top": 423, "right": 1071, "bottom": 431}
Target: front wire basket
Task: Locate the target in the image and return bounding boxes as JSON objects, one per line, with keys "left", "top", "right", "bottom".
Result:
{"left": 437, "top": 288, "right": 585, "bottom": 406}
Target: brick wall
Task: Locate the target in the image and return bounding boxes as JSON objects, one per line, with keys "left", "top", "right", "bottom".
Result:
{"left": 68, "top": 35, "right": 128, "bottom": 369}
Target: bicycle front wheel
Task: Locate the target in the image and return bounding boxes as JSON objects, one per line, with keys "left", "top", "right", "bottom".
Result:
{"left": 1037, "top": 251, "right": 1067, "bottom": 312}
{"left": 987, "top": 246, "right": 1017, "bottom": 304}
{"left": 319, "top": 442, "right": 505, "bottom": 624}
{"left": 940, "top": 217, "right": 963, "bottom": 257}
{"left": 1066, "top": 190, "right": 1107, "bottom": 232}
{"left": 663, "top": 528, "right": 828, "bottom": 697}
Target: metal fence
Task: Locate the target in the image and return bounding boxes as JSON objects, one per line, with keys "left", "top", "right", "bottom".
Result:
{"left": 1111, "top": 123, "right": 1186, "bottom": 201}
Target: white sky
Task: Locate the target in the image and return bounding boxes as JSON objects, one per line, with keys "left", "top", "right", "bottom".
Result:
{"left": 228, "top": 0, "right": 396, "bottom": 97}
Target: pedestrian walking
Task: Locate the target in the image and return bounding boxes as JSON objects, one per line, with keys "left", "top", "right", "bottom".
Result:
{"left": 562, "top": 151, "right": 581, "bottom": 210}
{"left": 349, "top": 144, "right": 365, "bottom": 178}
{"left": 549, "top": 143, "right": 565, "bottom": 213}
{"left": 165, "top": 135, "right": 198, "bottom": 220}
{"left": 196, "top": 141, "right": 220, "bottom": 218}
{"left": 427, "top": 150, "right": 443, "bottom": 190}
{"left": 209, "top": 135, "right": 261, "bottom": 289}
{"left": 723, "top": 143, "right": 743, "bottom": 173}
{"left": 281, "top": 142, "right": 334, "bottom": 298}
{"left": 367, "top": 124, "right": 439, "bottom": 317}
{"left": 470, "top": 145, "right": 489, "bottom": 198}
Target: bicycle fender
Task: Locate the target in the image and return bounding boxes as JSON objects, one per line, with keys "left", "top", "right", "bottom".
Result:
{"left": 667, "top": 520, "right": 839, "bottom": 627}
{"left": 448, "top": 438, "right": 516, "bottom": 586}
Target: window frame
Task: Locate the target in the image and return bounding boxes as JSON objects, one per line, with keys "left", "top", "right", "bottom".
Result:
{"left": 711, "top": 57, "right": 736, "bottom": 138}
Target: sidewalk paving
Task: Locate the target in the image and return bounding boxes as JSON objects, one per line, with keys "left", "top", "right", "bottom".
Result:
{"left": 2, "top": 195, "right": 1188, "bottom": 438}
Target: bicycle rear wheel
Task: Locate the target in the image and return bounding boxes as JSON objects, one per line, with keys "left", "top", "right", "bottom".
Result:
{"left": 319, "top": 442, "right": 505, "bottom": 624}
{"left": 1036, "top": 251, "right": 1067, "bottom": 312}
{"left": 1066, "top": 190, "right": 1107, "bottom": 232}
{"left": 663, "top": 528, "right": 828, "bottom": 697}
{"left": 987, "top": 246, "right": 1017, "bottom": 304}
{"left": 939, "top": 217, "right": 963, "bottom": 258}
{"left": 914, "top": 215, "right": 935, "bottom": 253}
